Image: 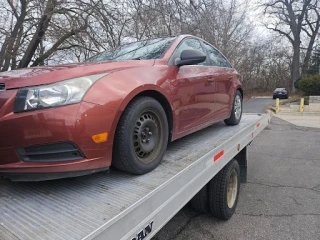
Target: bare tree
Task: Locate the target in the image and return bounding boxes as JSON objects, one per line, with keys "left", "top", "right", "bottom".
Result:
{"left": 262, "top": 0, "right": 320, "bottom": 93}
{"left": 0, "top": 0, "right": 98, "bottom": 70}
{"left": 237, "top": 37, "right": 291, "bottom": 92}
{"left": 0, "top": 0, "right": 28, "bottom": 71}
{"left": 185, "top": 0, "right": 254, "bottom": 67}
{"left": 0, "top": 0, "right": 299, "bottom": 94}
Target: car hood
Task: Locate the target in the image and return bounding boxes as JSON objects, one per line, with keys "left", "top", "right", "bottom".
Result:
{"left": 0, "top": 60, "right": 155, "bottom": 89}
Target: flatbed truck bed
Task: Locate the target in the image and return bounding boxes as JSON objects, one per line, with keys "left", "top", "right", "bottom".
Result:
{"left": 0, "top": 113, "right": 272, "bottom": 240}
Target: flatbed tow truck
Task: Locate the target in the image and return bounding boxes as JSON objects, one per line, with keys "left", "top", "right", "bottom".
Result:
{"left": 0, "top": 113, "right": 272, "bottom": 240}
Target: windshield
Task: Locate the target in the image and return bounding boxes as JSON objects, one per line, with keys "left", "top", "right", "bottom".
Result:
{"left": 86, "top": 37, "right": 176, "bottom": 62}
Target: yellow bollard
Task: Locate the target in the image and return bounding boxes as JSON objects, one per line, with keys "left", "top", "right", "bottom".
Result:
{"left": 275, "top": 98, "right": 280, "bottom": 113}
{"left": 300, "top": 98, "right": 304, "bottom": 112}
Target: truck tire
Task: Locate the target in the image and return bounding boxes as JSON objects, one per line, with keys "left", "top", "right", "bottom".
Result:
{"left": 208, "top": 159, "right": 240, "bottom": 220}
{"left": 113, "top": 96, "right": 169, "bottom": 174}
{"left": 190, "top": 185, "right": 210, "bottom": 213}
{"left": 224, "top": 90, "right": 242, "bottom": 125}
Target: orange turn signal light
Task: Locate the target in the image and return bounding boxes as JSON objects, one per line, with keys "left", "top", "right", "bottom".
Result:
{"left": 92, "top": 132, "right": 108, "bottom": 143}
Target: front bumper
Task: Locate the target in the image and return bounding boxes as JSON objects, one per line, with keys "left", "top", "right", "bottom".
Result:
{"left": 273, "top": 94, "right": 288, "bottom": 98}
{"left": 1, "top": 167, "right": 109, "bottom": 181}
{"left": 0, "top": 93, "right": 119, "bottom": 180}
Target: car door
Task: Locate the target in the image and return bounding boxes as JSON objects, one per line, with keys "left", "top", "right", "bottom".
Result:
{"left": 201, "top": 41, "right": 235, "bottom": 121}
{"left": 170, "top": 38, "right": 215, "bottom": 133}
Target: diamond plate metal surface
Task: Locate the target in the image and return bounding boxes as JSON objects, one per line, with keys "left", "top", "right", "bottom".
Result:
{"left": 0, "top": 115, "right": 261, "bottom": 240}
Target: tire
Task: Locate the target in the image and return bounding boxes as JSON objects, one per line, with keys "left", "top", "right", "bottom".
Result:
{"left": 224, "top": 90, "right": 242, "bottom": 126}
{"left": 190, "top": 185, "right": 210, "bottom": 213}
{"left": 208, "top": 160, "right": 240, "bottom": 220}
{"left": 112, "top": 96, "right": 169, "bottom": 174}
{"left": 273, "top": 96, "right": 276, "bottom": 99}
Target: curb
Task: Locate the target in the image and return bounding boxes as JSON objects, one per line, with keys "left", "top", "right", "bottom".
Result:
{"left": 271, "top": 110, "right": 320, "bottom": 116}
{"left": 270, "top": 106, "right": 320, "bottom": 116}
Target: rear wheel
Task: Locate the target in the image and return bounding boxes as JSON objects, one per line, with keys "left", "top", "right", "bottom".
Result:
{"left": 224, "top": 90, "right": 242, "bottom": 125}
{"left": 190, "top": 185, "right": 210, "bottom": 213}
{"left": 113, "top": 96, "right": 169, "bottom": 174}
{"left": 208, "top": 160, "right": 240, "bottom": 220}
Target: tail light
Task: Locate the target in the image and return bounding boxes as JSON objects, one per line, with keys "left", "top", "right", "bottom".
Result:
{"left": 283, "top": 90, "right": 287, "bottom": 94}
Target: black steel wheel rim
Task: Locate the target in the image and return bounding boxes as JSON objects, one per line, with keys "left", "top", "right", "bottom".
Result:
{"left": 132, "top": 110, "right": 162, "bottom": 163}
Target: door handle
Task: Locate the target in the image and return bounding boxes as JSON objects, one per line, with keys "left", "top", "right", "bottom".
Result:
{"left": 207, "top": 78, "right": 214, "bottom": 83}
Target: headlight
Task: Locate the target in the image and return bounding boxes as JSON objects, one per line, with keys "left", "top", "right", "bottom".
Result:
{"left": 14, "top": 73, "right": 108, "bottom": 113}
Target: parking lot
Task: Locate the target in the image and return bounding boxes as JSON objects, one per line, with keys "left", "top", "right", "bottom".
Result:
{"left": 155, "top": 98, "right": 320, "bottom": 240}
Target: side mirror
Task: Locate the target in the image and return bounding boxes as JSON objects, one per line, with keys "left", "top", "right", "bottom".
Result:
{"left": 175, "top": 49, "right": 206, "bottom": 67}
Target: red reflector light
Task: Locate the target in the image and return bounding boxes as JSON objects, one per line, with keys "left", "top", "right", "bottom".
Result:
{"left": 214, "top": 150, "right": 224, "bottom": 162}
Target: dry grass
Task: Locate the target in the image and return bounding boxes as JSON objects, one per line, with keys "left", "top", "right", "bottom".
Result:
{"left": 243, "top": 90, "right": 306, "bottom": 106}
{"left": 271, "top": 94, "right": 308, "bottom": 107}
{"left": 243, "top": 91, "right": 272, "bottom": 101}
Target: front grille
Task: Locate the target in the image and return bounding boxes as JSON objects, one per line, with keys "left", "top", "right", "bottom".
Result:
{"left": 0, "top": 83, "right": 5, "bottom": 91}
{"left": 16, "top": 142, "right": 85, "bottom": 162}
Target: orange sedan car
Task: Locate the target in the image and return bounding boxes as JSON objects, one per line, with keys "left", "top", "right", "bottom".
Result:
{"left": 0, "top": 35, "right": 243, "bottom": 181}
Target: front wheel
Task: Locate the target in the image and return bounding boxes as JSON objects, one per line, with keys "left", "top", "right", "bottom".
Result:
{"left": 112, "top": 96, "right": 169, "bottom": 174}
{"left": 224, "top": 90, "right": 242, "bottom": 125}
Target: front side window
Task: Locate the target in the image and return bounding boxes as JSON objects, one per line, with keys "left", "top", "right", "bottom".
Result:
{"left": 87, "top": 37, "right": 175, "bottom": 62}
{"left": 171, "top": 38, "right": 207, "bottom": 66}
{"left": 202, "top": 42, "right": 231, "bottom": 68}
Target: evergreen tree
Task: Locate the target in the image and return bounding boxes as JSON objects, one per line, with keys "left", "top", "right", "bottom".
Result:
{"left": 307, "top": 45, "right": 320, "bottom": 75}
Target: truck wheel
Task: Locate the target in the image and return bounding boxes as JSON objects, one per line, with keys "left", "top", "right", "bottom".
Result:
{"left": 208, "top": 160, "right": 240, "bottom": 220}
{"left": 113, "top": 96, "right": 169, "bottom": 174}
{"left": 190, "top": 185, "right": 210, "bottom": 213}
{"left": 224, "top": 90, "right": 242, "bottom": 125}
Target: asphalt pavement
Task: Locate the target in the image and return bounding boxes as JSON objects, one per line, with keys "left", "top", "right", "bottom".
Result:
{"left": 154, "top": 97, "right": 320, "bottom": 240}
{"left": 243, "top": 97, "right": 275, "bottom": 113}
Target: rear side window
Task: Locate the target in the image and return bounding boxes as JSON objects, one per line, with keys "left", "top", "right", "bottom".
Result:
{"left": 170, "top": 38, "right": 207, "bottom": 66}
{"left": 202, "top": 42, "right": 231, "bottom": 68}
